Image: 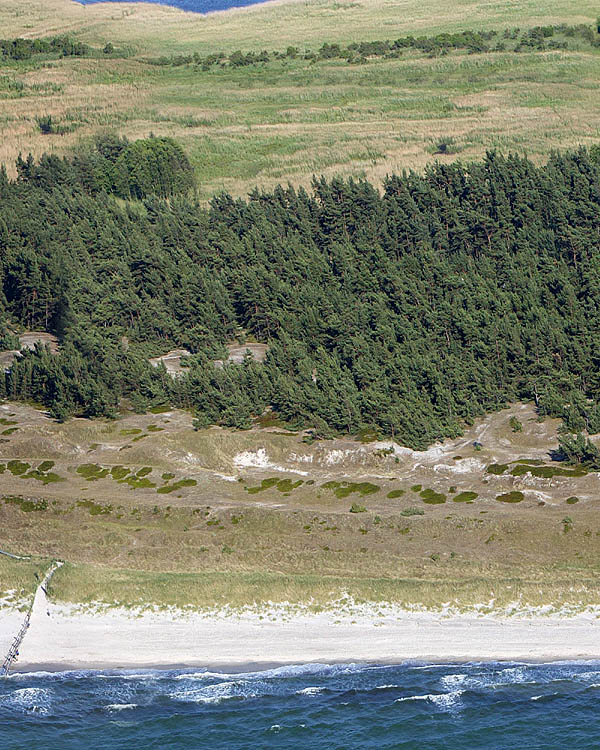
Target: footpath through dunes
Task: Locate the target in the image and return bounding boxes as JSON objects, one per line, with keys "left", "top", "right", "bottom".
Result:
{"left": 1, "top": 560, "right": 62, "bottom": 676}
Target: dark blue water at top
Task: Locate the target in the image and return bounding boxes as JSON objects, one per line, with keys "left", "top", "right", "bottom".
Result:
{"left": 76, "top": 0, "right": 273, "bottom": 15}
{"left": 1, "top": 660, "right": 599, "bottom": 749}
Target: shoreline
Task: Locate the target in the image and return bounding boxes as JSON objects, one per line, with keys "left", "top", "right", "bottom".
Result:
{"left": 12, "top": 654, "right": 600, "bottom": 675}
{"left": 4, "top": 602, "right": 600, "bottom": 673}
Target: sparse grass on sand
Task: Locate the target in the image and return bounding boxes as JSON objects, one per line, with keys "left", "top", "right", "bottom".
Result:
{"left": 0, "top": 1, "right": 598, "bottom": 197}
{"left": 48, "top": 562, "right": 600, "bottom": 614}
{"left": 0, "top": 555, "right": 50, "bottom": 605}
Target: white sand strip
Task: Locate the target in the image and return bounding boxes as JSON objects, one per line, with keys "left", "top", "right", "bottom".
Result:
{"left": 12, "top": 604, "right": 600, "bottom": 671}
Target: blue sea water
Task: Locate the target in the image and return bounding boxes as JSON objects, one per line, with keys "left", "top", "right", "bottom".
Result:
{"left": 76, "top": 0, "right": 273, "bottom": 14}
{"left": 1, "top": 661, "right": 600, "bottom": 749}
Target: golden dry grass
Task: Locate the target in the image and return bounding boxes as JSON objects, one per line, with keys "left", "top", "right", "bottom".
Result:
{"left": 0, "top": 0, "right": 597, "bottom": 55}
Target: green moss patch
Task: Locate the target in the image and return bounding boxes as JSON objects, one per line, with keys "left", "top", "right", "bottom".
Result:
{"left": 486, "top": 463, "right": 509, "bottom": 475}
{"left": 120, "top": 476, "right": 156, "bottom": 489}
{"left": 76, "top": 463, "right": 109, "bottom": 481}
{"left": 410, "top": 484, "right": 422, "bottom": 492}
{"left": 387, "top": 489, "right": 405, "bottom": 499}
{"left": 510, "top": 464, "right": 587, "bottom": 478}
{"left": 148, "top": 404, "right": 170, "bottom": 414}
{"left": 7, "top": 460, "right": 31, "bottom": 476}
{"left": 322, "top": 481, "right": 380, "bottom": 499}
{"left": 2, "top": 427, "right": 18, "bottom": 435}
{"left": 110, "top": 466, "right": 130, "bottom": 480}
{"left": 147, "top": 424, "right": 164, "bottom": 432}
{"left": 157, "top": 478, "right": 197, "bottom": 494}
{"left": 37, "top": 460, "right": 55, "bottom": 472}
{"left": 246, "top": 477, "right": 280, "bottom": 494}
{"left": 162, "top": 472, "right": 176, "bottom": 482}
{"left": 566, "top": 496, "right": 580, "bottom": 504}
{"left": 420, "top": 488, "right": 446, "bottom": 504}
{"left": 496, "top": 491, "right": 524, "bottom": 503}
{"left": 453, "top": 491, "right": 478, "bottom": 503}
{"left": 0, "top": 418, "right": 17, "bottom": 426}
{"left": 276, "top": 478, "right": 304, "bottom": 492}
{"left": 21, "top": 469, "right": 63, "bottom": 485}
{"left": 136, "top": 467, "right": 153, "bottom": 478}
{"left": 120, "top": 428, "right": 142, "bottom": 436}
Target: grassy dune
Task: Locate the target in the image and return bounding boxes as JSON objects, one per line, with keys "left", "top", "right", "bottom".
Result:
{"left": 49, "top": 564, "right": 600, "bottom": 613}
{"left": 0, "top": 1, "right": 598, "bottom": 196}
{"left": 0, "top": 555, "right": 50, "bottom": 607}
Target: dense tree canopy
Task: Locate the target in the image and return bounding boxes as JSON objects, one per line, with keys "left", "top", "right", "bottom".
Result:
{"left": 2, "top": 145, "right": 600, "bottom": 447}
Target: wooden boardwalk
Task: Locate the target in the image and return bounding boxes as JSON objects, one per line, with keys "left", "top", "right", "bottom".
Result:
{"left": 1, "top": 561, "right": 62, "bottom": 677}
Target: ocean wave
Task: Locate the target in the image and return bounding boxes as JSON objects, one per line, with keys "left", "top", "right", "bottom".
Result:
{"left": 175, "top": 662, "right": 373, "bottom": 682}
{"left": 170, "top": 680, "right": 254, "bottom": 704}
{"left": 439, "top": 665, "right": 539, "bottom": 691}
{"left": 105, "top": 703, "right": 138, "bottom": 711}
{"left": 296, "top": 686, "right": 325, "bottom": 696}
{"left": 395, "top": 689, "right": 464, "bottom": 711}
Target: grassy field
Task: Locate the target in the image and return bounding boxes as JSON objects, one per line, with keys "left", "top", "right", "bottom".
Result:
{"left": 0, "top": 0, "right": 598, "bottom": 196}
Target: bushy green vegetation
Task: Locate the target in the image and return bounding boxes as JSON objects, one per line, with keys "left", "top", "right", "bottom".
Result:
{"left": 557, "top": 432, "right": 600, "bottom": 468}
{"left": 151, "top": 24, "right": 599, "bottom": 71}
{"left": 4, "top": 146, "right": 600, "bottom": 447}
{"left": 0, "top": 35, "right": 91, "bottom": 61}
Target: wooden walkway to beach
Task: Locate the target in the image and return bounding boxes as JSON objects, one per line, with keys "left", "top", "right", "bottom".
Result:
{"left": 1, "top": 561, "right": 62, "bottom": 677}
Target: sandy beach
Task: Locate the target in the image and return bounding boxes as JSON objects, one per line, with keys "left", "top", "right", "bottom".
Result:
{"left": 2, "top": 597, "right": 600, "bottom": 671}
